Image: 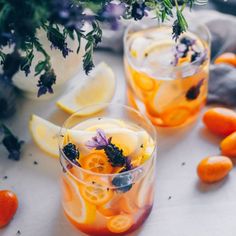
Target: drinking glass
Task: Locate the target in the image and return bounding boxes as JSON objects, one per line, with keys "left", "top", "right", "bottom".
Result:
{"left": 59, "top": 103, "right": 157, "bottom": 236}
{"left": 124, "top": 21, "right": 211, "bottom": 127}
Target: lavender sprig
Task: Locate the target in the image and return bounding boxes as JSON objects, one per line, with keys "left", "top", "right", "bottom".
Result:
{"left": 0, "top": 125, "right": 24, "bottom": 161}
{"left": 0, "top": 0, "right": 208, "bottom": 97}
{"left": 171, "top": 36, "right": 207, "bottom": 66}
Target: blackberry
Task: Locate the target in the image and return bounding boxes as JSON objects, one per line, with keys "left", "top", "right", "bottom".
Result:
{"left": 180, "top": 36, "right": 195, "bottom": 47}
{"left": 131, "top": 2, "right": 146, "bottom": 20}
{"left": 186, "top": 79, "right": 204, "bottom": 100}
{"left": 112, "top": 174, "right": 133, "bottom": 193}
{"left": 63, "top": 143, "right": 80, "bottom": 164}
{"left": 103, "top": 141, "right": 126, "bottom": 167}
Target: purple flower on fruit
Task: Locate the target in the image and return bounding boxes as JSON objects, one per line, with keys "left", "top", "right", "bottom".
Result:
{"left": 86, "top": 129, "right": 133, "bottom": 192}
{"left": 171, "top": 36, "right": 207, "bottom": 66}
{"left": 86, "top": 128, "right": 109, "bottom": 149}
{"left": 86, "top": 129, "right": 132, "bottom": 169}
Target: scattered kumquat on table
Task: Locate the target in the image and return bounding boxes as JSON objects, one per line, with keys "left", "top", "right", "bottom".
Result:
{"left": 199, "top": 106, "right": 236, "bottom": 183}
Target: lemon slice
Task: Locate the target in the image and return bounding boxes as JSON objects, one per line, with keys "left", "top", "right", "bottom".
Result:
{"left": 63, "top": 174, "right": 96, "bottom": 224}
{"left": 68, "top": 128, "right": 149, "bottom": 156}
{"left": 72, "top": 118, "right": 125, "bottom": 131}
{"left": 143, "top": 39, "right": 173, "bottom": 57}
{"left": 29, "top": 114, "right": 60, "bottom": 157}
{"left": 136, "top": 164, "right": 155, "bottom": 208}
{"left": 130, "top": 37, "right": 151, "bottom": 60}
{"left": 57, "top": 62, "right": 116, "bottom": 115}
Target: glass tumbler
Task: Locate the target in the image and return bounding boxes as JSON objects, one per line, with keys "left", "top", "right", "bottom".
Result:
{"left": 124, "top": 21, "right": 211, "bottom": 127}
{"left": 59, "top": 103, "right": 157, "bottom": 236}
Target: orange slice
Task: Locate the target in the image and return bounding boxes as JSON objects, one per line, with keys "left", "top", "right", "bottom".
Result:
{"left": 107, "top": 214, "right": 133, "bottom": 233}
{"left": 79, "top": 176, "right": 113, "bottom": 206}
{"left": 214, "top": 52, "right": 236, "bottom": 67}
{"left": 133, "top": 71, "right": 155, "bottom": 91}
{"left": 62, "top": 176, "right": 73, "bottom": 202}
{"left": 146, "top": 113, "right": 163, "bottom": 126}
{"left": 118, "top": 196, "right": 138, "bottom": 214}
{"left": 97, "top": 205, "right": 119, "bottom": 217}
{"left": 136, "top": 165, "right": 155, "bottom": 208}
{"left": 63, "top": 174, "right": 96, "bottom": 224}
{"left": 160, "top": 106, "right": 191, "bottom": 127}
{"left": 80, "top": 153, "right": 113, "bottom": 174}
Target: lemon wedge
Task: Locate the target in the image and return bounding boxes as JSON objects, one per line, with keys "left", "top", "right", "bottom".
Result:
{"left": 63, "top": 174, "right": 96, "bottom": 224}
{"left": 56, "top": 62, "right": 116, "bottom": 115}
{"left": 29, "top": 115, "right": 151, "bottom": 160}
{"left": 29, "top": 114, "right": 60, "bottom": 157}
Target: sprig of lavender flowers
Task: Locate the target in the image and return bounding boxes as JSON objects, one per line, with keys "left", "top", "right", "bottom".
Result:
{"left": 0, "top": 124, "right": 24, "bottom": 161}
{"left": 86, "top": 129, "right": 132, "bottom": 170}
{"left": 0, "top": 0, "right": 208, "bottom": 97}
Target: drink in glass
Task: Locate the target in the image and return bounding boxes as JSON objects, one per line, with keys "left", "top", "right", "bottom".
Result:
{"left": 124, "top": 22, "right": 210, "bottom": 127}
{"left": 59, "top": 104, "right": 156, "bottom": 235}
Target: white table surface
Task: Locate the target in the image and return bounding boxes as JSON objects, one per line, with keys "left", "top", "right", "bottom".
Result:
{"left": 1, "top": 50, "right": 236, "bottom": 236}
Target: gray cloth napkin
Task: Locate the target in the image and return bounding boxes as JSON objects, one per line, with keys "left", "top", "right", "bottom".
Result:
{"left": 197, "top": 11, "right": 236, "bottom": 106}
{"left": 208, "top": 64, "right": 236, "bottom": 106}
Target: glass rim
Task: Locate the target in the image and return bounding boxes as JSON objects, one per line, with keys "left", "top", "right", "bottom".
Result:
{"left": 58, "top": 102, "right": 157, "bottom": 178}
{"left": 123, "top": 20, "right": 211, "bottom": 74}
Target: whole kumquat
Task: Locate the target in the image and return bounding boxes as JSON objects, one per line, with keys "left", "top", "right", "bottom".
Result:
{"left": 0, "top": 190, "right": 18, "bottom": 228}
{"left": 214, "top": 52, "right": 236, "bottom": 67}
{"left": 197, "top": 156, "right": 233, "bottom": 183}
{"left": 203, "top": 107, "right": 236, "bottom": 136}
{"left": 221, "top": 132, "right": 236, "bottom": 157}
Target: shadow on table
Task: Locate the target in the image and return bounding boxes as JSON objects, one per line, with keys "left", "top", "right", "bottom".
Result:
{"left": 48, "top": 109, "right": 69, "bottom": 126}
{"left": 156, "top": 117, "right": 199, "bottom": 154}
{"left": 198, "top": 127, "right": 222, "bottom": 146}
{"left": 195, "top": 176, "right": 229, "bottom": 193}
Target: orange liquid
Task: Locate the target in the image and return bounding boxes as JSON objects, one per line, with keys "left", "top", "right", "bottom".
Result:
{"left": 124, "top": 26, "right": 210, "bottom": 127}
{"left": 61, "top": 167, "right": 155, "bottom": 235}
{"left": 60, "top": 118, "right": 156, "bottom": 235}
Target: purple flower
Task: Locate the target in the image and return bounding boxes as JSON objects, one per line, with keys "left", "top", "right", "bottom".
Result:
{"left": 37, "top": 69, "right": 56, "bottom": 97}
{"left": 86, "top": 129, "right": 109, "bottom": 149}
{"left": 192, "top": 49, "right": 208, "bottom": 64}
{"left": 50, "top": 0, "right": 87, "bottom": 31}
{"left": 100, "top": 3, "right": 126, "bottom": 30}
{"left": 85, "top": 129, "right": 133, "bottom": 172}
{"left": 131, "top": 2, "right": 146, "bottom": 20}
{"left": 180, "top": 37, "right": 195, "bottom": 47}
{"left": 103, "top": 3, "right": 126, "bottom": 18}
{"left": 171, "top": 43, "right": 188, "bottom": 66}
{"left": 0, "top": 125, "right": 24, "bottom": 161}
{"left": 171, "top": 36, "right": 207, "bottom": 66}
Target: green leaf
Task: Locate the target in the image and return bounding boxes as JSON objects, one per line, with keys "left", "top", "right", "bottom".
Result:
{"left": 21, "top": 50, "right": 34, "bottom": 72}
{"left": 35, "top": 60, "right": 46, "bottom": 76}
{"left": 76, "top": 32, "right": 82, "bottom": 54}
{"left": 0, "top": 51, "right": 6, "bottom": 63}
